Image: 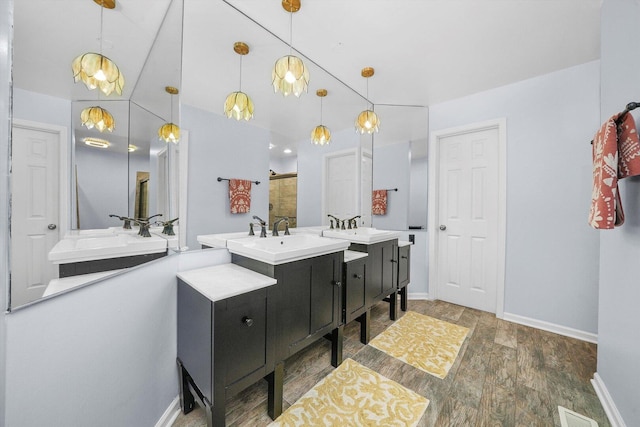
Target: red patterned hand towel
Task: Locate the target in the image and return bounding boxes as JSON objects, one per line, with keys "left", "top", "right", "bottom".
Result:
{"left": 229, "top": 179, "right": 252, "bottom": 214}
{"left": 589, "top": 113, "right": 640, "bottom": 229}
{"left": 372, "top": 190, "right": 388, "bottom": 215}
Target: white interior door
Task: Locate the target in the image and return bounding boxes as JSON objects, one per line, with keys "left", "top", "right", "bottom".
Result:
{"left": 435, "top": 126, "right": 500, "bottom": 313}
{"left": 324, "top": 150, "right": 357, "bottom": 224}
{"left": 11, "top": 123, "right": 64, "bottom": 306}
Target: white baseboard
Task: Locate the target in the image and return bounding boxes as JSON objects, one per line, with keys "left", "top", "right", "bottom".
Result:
{"left": 502, "top": 312, "right": 597, "bottom": 343}
{"left": 407, "top": 292, "right": 429, "bottom": 300}
{"left": 591, "top": 373, "right": 627, "bottom": 427}
{"left": 155, "top": 396, "right": 181, "bottom": 427}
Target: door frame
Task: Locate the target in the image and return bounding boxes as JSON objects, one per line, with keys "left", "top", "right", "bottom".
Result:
{"left": 427, "top": 118, "right": 507, "bottom": 318}
{"left": 11, "top": 118, "right": 69, "bottom": 238}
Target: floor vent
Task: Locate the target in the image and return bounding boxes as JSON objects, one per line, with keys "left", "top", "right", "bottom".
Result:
{"left": 558, "top": 406, "right": 599, "bottom": 427}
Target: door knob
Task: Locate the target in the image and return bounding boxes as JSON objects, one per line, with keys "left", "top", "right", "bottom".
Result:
{"left": 439, "top": 225, "right": 447, "bottom": 231}
{"left": 48, "top": 224, "right": 57, "bottom": 230}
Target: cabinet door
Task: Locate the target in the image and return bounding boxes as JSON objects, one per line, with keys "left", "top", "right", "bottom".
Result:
{"left": 214, "top": 289, "right": 269, "bottom": 387}
{"left": 398, "top": 245, "right": 411, "bottom": 288}
{"left": 381, "top": 241, "right": 397, "bottom": 296}
{"left": 310, "top": 255, "right": 339, "bottom": 333}
{"left": 344, "top": 259, "right": 366, "bottom": 323}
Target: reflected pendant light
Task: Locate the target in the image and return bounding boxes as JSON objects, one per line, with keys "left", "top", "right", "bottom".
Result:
{"left": 224, "top": 42, "right": 254, "bottom": 121}
{"left": 272, "top": 0, "right": 309, "bottom": 97}
{"left": 71, "top": 0, "right": 125, "bottom": 96}
{"left": 81, "top": 106, "right": 115, "bottom": 132}
{"left": 158, "top": 86, "right": 180, "bottom": 143}
{"left": 355, "top": 67, "right": 380, "bottom": 134}
{"left": 311, "top": 89, "right": 331, "bottom": 145}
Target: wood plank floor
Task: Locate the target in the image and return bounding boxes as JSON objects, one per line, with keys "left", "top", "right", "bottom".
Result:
{"left": 173, "top": 299, "right": 609, "bottom": 427}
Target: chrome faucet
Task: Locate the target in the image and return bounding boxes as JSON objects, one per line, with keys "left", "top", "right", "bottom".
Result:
{"left": 252, "top": 216, "right": 267, "bottom": 238}
{"left": 347, "top": 215, "right": 361, "bottom": 229}
{"left": 272, "top": 217, "right": 290, "bottom": 236}
{"left": 160, "top": 218, "right": 179, "bottom": 236}
{"left": 327, "top": 214, "right": 341, "bottom": 229}
{"left": 109, "top": 214, "right": 133, "bottom": 229}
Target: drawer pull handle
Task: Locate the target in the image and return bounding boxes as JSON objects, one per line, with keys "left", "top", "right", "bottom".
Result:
{"left": 242, "top": 316, "right": 254, "bottom": 327}
{"left": 401, "top": 255, "right": 408, "bottom": 259}
{"left": 333, "top": 281, "right": 342, "bottom": 287}
{"left": 390, "top": 259, "right": 398, "bottom": 263}
{"left": 353, "top": 274, "right": 363, "bottom": 279}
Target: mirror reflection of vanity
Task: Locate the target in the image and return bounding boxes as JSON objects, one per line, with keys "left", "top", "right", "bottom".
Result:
{"left": 9, "top": 0, "right": 428, "bottom": 311}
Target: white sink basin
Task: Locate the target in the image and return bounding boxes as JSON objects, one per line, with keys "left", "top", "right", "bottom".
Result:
{"left": 197, "top": 231, "right": 256, "bottom": 248}
{"left": 227, "top": 234, "right": 349, "bottom": 265}
{"left": 322, "top": 227, "right": 401, "bottom": 244}
{"left": 49, "top": 233, "right": 168, "bottom": 264}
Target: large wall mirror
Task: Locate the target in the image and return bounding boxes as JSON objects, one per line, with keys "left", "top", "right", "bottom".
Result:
{"left": 10, "top": 0, "right": 184, "bottom": 309}
{"left": 9, "top": 0, "right": 428, "bottom": 310}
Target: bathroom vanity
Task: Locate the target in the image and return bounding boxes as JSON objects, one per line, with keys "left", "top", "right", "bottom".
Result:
{"left": 176, "top": 264, "right": 278, "bottom": 427}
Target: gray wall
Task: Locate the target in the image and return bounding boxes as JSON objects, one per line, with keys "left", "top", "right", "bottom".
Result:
{"left": 4, "top": 249, "right": 230, "bottom": 426}
{"left": 0, "top": 1, "right": 12, "bottom": 425}
{"left": 597, "top": 1, "right": 640, "bottom": 424}
{"left": 182, "top": 104, "right": 271, "bottom": 249}
{"left": 429, "top": 60, "right": 601, "bottom": 334}
{"left": 372, "top": 142, "right": 411, "bottom": 230}
{"left": 409, "top": 155, "right": 428, "bottom": 229}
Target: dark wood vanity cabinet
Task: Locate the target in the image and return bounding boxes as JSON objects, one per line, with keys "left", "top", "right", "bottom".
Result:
{"left": 397, "top": 244, "right": 411, "bottom": 312}
{"left": 349, "top": 239, "right": 398, "bottom": 308}
{"left": 177, "top": 281, "right": 276, "bottom": 426}
{"left": 343, "top": 256, "right": 367, "bottom": 324}
{"left": 232, "top": 251, "right": 344, "bottom": 366}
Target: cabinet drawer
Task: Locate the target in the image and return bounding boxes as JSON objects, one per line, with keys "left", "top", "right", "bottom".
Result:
{"left": 214, "top": 289, "right": 269, "bottom": 387}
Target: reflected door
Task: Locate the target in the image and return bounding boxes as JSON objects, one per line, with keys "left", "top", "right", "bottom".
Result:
{"left": 324, "top": 151, "right": 357, "bottom": 222}
{"left": 11, "top": 124, "right": 61, "bottom": 306}
{"left": 436, "top": 127, "right": 499, "bottom": 313}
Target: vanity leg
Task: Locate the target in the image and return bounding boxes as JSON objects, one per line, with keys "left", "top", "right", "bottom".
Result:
{"left": 267, "top": 363, "right": 284, "bottom": 420}
{"left": 389, "top": 291, "right": 398, "bottom": 321}
{"left": 177, "top": 359, "right": 195, "bottom": 415}
{"left": 357, "top": 310, "right": 370, "bottom": 344}
{"left": 400, "top": 286, "right": 408, "bottom": 312}
{"left": 330, "top": 325, "right": 344, "bottom": 367}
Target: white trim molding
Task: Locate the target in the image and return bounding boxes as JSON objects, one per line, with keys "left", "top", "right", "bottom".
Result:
{"left": 407, "top": 292, "right": 429, "bottom": 300}
{"left": 503, "top": 312, "right": 597, "bottom": 344}
{"left": 591, "top": 373, "right": 627, "bottom": 427}
{"left": 428, "top": 118, "right": 507, "bottom": 318}
{"left": 155, "top": 396, "right": 181, "bottom": 427}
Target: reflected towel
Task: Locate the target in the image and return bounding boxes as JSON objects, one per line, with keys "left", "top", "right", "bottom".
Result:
{"left": 589, "top": 113, "right": 640, "bottom": 229}
{"left": 229, "top": 179, "right": 252, "bottom": 214}
{"left": 372, "top": 189, "right": 388, "bottom": 215}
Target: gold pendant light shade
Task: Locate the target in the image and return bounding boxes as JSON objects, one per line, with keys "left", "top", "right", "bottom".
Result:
{"left": 224, "top": 91, "right": 254, "bottom": 121}
{"left": 311, "top": 125, "right": 331, "bottom": 145}
{"left": 72, "top": 53, "right": 125, "bottom": 96}
{"left": 356, "top": 67, "right": 380, "bottom": 134}
{"left": 158, "top": 123, "right": 180, "bottom": 144}
{"left": 356, "top": 110, "right": 380, "bottom": 134}
{"left": 224, "top": 42, "right": 254, "bottom": 121}
{"left": 81, "top": 106, "right": 115, "bottom": 132}
{"left": 159, "top": 86, "right": 180, "bottom": 143}
{"left": 272, "top": 55, "right": 309, "bottom": 97}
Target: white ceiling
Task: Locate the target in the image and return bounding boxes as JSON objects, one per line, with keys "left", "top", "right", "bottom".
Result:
{"left": 12, "top": 0, "right": 601, "bottom": 157}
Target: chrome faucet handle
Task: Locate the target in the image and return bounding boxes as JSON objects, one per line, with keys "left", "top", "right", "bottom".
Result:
{"left": 341, "top": 220, "right": 346, "bottom": 230}
{"left": 249, "top": 223, "right": 255, "bottom": 236}
{"left": 284, "top": 221, "right": 290, "bottom": 235}
{"left": 347, "top": 219, "right": 353, "bottom": 229}
{"left": 329, "top": 219, "right": 334, "bottom": 229}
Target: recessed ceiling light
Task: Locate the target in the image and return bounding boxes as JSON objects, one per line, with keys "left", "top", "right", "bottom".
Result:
{"left": 283, "top": 148, "right": 292, "bottom": 154}
{"left": 83, "top": 137, "right": 110, "bottom": 148}
{"left": 269, "top": 143, "right": 275, "bottom": 150}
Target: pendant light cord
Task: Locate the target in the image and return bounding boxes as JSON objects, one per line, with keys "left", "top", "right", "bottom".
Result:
{"left": 320, "top": 96, "right": 324, "bottom": 125}
{"left": 239, "top": 54, "right": 243, "bottom": 91}
{"left": 289, "top": 10, "right": 293, "bottom": 55}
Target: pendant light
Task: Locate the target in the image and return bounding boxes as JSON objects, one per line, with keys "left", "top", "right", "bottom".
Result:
{"left": 80, "top": 106, "right": 115, "bottom": 133}
{"left": 158, "top": 86, "right": 180, "bottom": 143}
{"left": 224, "top": 42, "right": 254, "bottom": 121}
{"left": 355, "top": 67, "right": 380, "bottom": 134}
{"left": 311, "top": 89, "right": 331, "bottom": 145}
{"left": 71, "top": 0, "right": 125, "bottom": 97}
{"left": 272, "top": 0, "right": 309, "bottom": 97}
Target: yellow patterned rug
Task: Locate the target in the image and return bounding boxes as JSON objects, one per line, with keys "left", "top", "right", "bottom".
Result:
{"left": 368, "top": 311, "right": 469, "bottom": 379}
{"left": 268, "top": 358, "right": 429, "bottom": 427}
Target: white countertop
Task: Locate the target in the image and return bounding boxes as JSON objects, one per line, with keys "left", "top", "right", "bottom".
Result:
{"left": 344, "top": 250, "right": 368, "bottom": 263}
{"left": 43, "top": 270, "right": 125, "bottom": 297}
{"left": 177, "top": 263, "right": 277, "bottom": 302}
{"left": 398, "top": 240, "right": 413, "bottom": 247}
